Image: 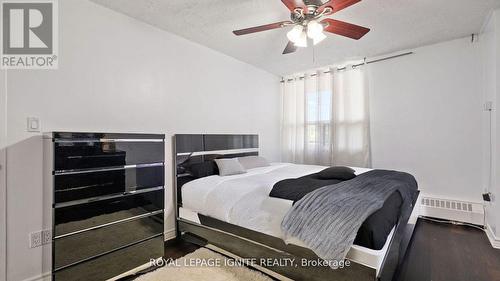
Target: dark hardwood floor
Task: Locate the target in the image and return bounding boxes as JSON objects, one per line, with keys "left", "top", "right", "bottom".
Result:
{"left": 395, "top": 219, "right": 500, "bottom": 281}
{"left": 164, "top": 237, "right": 200, "bottom": 260}
{"left": 123, "top": 219, "right": 500, "bottom": 281}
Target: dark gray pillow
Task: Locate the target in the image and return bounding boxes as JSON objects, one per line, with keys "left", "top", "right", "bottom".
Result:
{"left": 237, "top": 156, "right": 270, "bottom": 170}
{"left": 318, "top": 166, "right": 356, "bottom": 180}
{"left": 214, "top": 158, "right": 247, "bottom": 176}
{"left": 188, "top": 161, "right": 218, "bottom": 178}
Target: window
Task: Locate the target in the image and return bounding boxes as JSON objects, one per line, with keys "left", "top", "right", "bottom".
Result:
{"left": 281, "top": 66, "right": 371, "bottom": 167}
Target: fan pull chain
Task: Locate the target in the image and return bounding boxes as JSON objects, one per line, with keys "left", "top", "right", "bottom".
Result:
{"left": 312, "top": 44, "right": 316, "bottom": 64}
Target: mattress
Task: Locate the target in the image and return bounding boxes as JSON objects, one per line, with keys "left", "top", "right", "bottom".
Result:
{"left": 182, "top": 163, "right": 332, "bottom": 238}
{"left": 181, "top": 163, "right": 399, "bottom": 247}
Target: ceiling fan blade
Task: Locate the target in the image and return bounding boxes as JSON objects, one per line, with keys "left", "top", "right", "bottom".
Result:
{"left": 283, "top": 41, "right": 298, "bottom": 54}
{"left": 233, "top": 21, "right": 291, "bottom": 36}
{"left": 320, "top": 0, "right": 361, "bottom": 14}
{"left": 321, "top": 18, "right": 370, "bottom": 40}
{"left": 281, "top": 0, "right": 306, "bottom": 11}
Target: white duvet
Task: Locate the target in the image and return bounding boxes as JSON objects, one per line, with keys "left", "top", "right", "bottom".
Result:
{"left": 182, "top": 163, "right": 371, "bottom": 239}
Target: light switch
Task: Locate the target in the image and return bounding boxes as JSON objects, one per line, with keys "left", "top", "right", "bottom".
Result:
{"left": 27, "top": 117, "right": 40, "bottom": 132}
{"left": 484, "top": 101, "right": 493, "bottom": 111}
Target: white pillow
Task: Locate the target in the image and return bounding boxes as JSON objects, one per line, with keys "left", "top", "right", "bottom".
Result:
{"left": 237, "top": 156, "right": 270, "bottom": 170}
{"left": 214, "top": 158, "right": 247, "bottom": 176}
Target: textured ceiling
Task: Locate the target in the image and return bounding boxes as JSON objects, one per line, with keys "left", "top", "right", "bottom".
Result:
{"left": 91, "top": 0, "right": 500, "bottom": 75}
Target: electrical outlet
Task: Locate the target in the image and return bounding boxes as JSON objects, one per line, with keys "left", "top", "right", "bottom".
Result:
{"left": 30, "top": 231, "right": 42, "bottom": 248}
{"left": 42, "top": 229, "right": 52, "bottom": 245}
{"left": 483, "top": 192, "right": 492, "bottom": 202}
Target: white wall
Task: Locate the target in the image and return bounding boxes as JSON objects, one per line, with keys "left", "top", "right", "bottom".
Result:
{"left": 1, "top": 69, "right": 7, "bottom": 281}
{"left": 4, "top": 1, "right": 280, "bottom": 280}
{"left": 481, "top": 9, "right": 500, "bottom": 238}
{"left": 368, "top": 37, "right": 484, "bottom": 202}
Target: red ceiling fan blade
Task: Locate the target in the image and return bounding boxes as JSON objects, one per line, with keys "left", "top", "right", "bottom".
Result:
{"left": 320, "top": 0, "right": 361, "bottom": 14}
{"left": 233, "top": 21, "right": 291, "bottom": 36}
{"left": 321, "top": 18, "right": 370, "bottom": 40}
{"left": 281, "top": 0, "right": 306, "bottom": 11}
{"left": 283, "top": 41, "right": 298, "bottom": 54}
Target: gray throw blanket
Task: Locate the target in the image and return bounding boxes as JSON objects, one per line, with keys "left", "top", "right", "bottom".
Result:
{"left": 281, "top": 170, "right": 417, "bottom": 265}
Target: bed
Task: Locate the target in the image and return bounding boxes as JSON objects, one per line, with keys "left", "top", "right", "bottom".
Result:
{"left": 174, "top": 134, "right": 419, "bottom": 281}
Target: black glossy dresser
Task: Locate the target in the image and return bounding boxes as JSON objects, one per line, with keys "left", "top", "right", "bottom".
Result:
{"left": 45, "top": 132, "right": 165, "bottom": 281}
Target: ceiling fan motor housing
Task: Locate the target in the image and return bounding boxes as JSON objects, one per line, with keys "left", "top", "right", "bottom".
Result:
{"left": 291, "top": 11, "right": 304, "bottom": 22}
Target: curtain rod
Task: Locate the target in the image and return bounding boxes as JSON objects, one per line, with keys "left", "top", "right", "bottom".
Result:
{"left": 280, "top": 51, "right": 414, "bottom": 83}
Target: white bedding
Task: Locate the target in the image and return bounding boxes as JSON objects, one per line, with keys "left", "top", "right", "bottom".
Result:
{"left": 182, "top": 163, "right": 372, "bottom": 240}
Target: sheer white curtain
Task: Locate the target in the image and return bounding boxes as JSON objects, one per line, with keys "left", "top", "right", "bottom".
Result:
{"left": 281, "top": 65, "right": 371, "bottom": 167}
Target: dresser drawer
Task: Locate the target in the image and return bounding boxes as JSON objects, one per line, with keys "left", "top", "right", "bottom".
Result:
{"left": 54, "top": 165, "right": 164, "bottom": 203}
{"left": 54, "top": 213, "right": 163, "bottom": 269}
{"left": 54, "top": 141, "right": 164, "bottom": 171}
{"left": 55, "top": 189, "right": 164, "bottom": 236}
{"left": 53, "top": 235, "right": 163, "bottom": 281}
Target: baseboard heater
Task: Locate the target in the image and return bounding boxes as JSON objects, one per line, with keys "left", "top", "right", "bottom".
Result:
{"left": 419, "top": 196, "right": 484, "bottom": 226}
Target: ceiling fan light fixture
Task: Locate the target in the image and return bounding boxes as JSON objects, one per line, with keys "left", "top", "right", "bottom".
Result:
{"left": 294, "top": 31, "right": 308, "bottom": 47}
{"left": 287, "top": 25, "right": 304, "bottom": 43}
{"left": 307, "top": 20, "right": 326, "bottom": 45}
{"left": 307, "top": 20, "right": 323, "bottom": 38}
{"left": 287, "top": 25, "right": 308, "bottom": 48}
{"left": 312, "top": 32, "right": 327, "bottom": 45}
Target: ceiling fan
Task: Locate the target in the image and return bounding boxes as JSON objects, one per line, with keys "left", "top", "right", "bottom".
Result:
{"left": 232, "top": 0, "right": 370, "bottom": 54}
